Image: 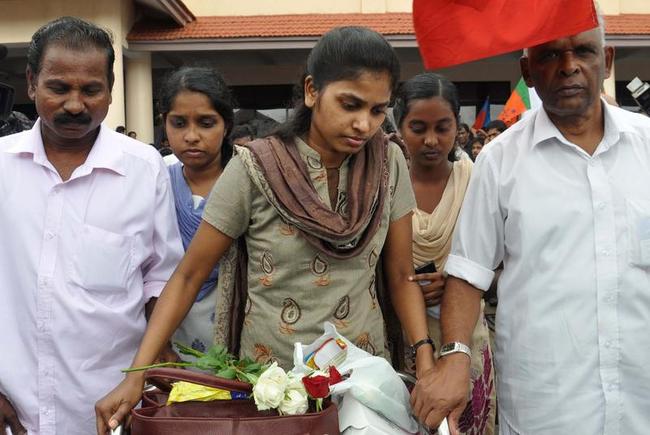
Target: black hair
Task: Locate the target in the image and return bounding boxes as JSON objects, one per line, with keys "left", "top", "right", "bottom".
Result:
{"left": 27, "top": 17, "right": 115, "bottom": 89}
{"left": 230, "top": 124, "right": 255, "bottom": 141}
{"left": 275, "top": 26, "right": 400, "bottom": 140}
{"left": 158, "top": 67, "right": 236, "bottom": 168}
{"left": 485, "top": 119, "right": 507, "bottom": 133}
{"left": 458, "top": 123, "right": 471, "bottom": 133}
{"left": 470, "top": 136, "right": 485, "bottom": 146}
{"left": 393, "top": 72, "right": 460, "bottom": 162}
{"left": 381, "top": 115, "right": 398, "bottom": 135}
{"left": 159, "top": 146, "right": 173, "bottom": 157}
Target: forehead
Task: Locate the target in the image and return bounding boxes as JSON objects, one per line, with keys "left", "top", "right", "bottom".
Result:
{"left": 530, "top": 27, "right": 602, "bottom": 53}
{"left": 37, "top": 44, "right": 109, "bottom": 84}
{"left": 325, "top": 70, "right": 392, "bottom": 102}
{"left": 169, "top": 90, "right": 217, "bottom": 112}
{"left": 406, "top": 96, "right": 454, "bottom": 119}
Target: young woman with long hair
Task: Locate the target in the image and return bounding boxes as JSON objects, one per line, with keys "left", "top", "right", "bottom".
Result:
{"left": 96, "top": 27, "right": 433, "bottom": 432}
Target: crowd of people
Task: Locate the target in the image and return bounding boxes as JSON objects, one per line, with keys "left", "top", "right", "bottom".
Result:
{"left": 1, "top": 10, "right": 649, "bottom": 435}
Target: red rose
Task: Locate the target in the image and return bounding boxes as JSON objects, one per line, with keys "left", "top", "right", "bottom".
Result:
{"left": 328, "top": 366, "right": 343, "bottom": 385}
{"left": 302, "top": 375, "right": 330, "bottom": 398}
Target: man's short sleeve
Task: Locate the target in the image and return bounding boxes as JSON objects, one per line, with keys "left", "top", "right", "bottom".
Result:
{"left": 202, "top": 155, "right": 253, "bottom": 239}
{"left": 388, "top": 141, "right": 417, "bottom": 222}
{"left": 445, "top": 152, "right": 505, "bottom": 291}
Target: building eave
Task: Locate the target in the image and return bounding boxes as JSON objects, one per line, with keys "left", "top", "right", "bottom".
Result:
{"left": 127, "top": 33, "right": 650, "bottom": 52}
{"left": 127, "top": 33, "right": 419, "bottom": 51}
{"left": 136, "top": 0, "right": 195, "bottom": 26}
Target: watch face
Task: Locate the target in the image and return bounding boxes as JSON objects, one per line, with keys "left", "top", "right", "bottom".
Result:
{"left": 440, "top": 343, "right": 455, "bottom": 353}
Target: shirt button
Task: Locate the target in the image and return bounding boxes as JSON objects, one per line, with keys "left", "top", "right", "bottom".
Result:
{"left": 605, "top": 340, "right": 614, "bottom": 348}
{"left": 605, "top": 294, "right": 616, "bottom": 303}
{"left": 607, "top": 383, "right": 617, "bottom": 392}
{"left": 45, "top": 232, "right": 54, "bottom": 240}
{"left": 601, "top": 249, "right": 610, "bottom": 256}
{"left": 598, "top": 202, "right": 606, "bottom": 211}
{"left": 43, "top": 409, "right": 50, "bottom": 415}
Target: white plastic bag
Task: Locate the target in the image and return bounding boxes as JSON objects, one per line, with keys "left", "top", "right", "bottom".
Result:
{"left": 292, "top": 322, "right": 419, "bottom": 433}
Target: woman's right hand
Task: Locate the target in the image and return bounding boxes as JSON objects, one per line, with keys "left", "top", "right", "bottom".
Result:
{"left": 410, "top": 272, "right": 446, "bottom": 306}
{"left": 95, "top": 372, "right": 145, "bottom": 435}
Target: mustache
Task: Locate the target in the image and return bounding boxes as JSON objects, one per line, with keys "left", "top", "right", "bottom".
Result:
{"left": 53, "top": 112, "right": 92, "bottom": 125}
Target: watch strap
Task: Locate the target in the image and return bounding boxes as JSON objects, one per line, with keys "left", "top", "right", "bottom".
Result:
{"left": 410, "top": 337, "right": 434, "bottom": 358}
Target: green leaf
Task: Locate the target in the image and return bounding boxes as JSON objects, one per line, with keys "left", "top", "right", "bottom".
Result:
{"left": 216, "top": 367, "right": 237, "bottom": 379}
{"left": 245, "top": 362, "right": 262, "bottom": 372}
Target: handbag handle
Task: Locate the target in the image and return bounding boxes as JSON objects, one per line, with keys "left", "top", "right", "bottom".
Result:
{"left": 144, "top": 368, "right": 253, "bottom": 393}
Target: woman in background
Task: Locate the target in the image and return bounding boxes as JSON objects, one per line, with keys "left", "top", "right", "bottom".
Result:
{"left": 394, "top": 72, "right": 495, "bottom": 435}
{"left": 161, "top": 66, "right": 235, "bottom": 356}
{"left": 456, "top": 122, "right": 473, "bottom": 156}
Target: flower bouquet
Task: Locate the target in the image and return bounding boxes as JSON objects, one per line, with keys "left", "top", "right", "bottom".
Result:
{"left": 126, "top": 343, "right": 341, "bottom": 435}
{"left": 252, "top": 362, "right": 343, "bottom": 415}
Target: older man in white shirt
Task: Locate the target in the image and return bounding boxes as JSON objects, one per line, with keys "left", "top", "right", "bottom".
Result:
{"left": 411, "top": 17, "right": 650, "bottom": 435}
{"left": 0, "top": 17, "right": 183, "bottom": 435}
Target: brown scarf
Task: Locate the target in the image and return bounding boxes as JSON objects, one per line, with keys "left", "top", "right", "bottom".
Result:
{"left": 238, "top": 132, "right": 389, "bottom": 259}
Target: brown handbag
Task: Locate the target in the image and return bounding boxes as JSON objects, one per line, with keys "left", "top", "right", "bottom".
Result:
{"left": 130, "top": 368, "right": 340, "bottom": 435}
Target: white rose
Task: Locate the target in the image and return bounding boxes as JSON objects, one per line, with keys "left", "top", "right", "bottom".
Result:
{"left": 253, "top": 362, "right": 289, "bottom": 410}
{"left": 286, "top": 371, "right": 306, "bottom": 391}
{"left": 278, "top": 388, "right": 309, "bottom": 415}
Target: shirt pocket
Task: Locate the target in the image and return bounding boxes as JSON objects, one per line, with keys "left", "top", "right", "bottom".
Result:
{"left": 626, "top": 198, "right": 650, "bottom": 268}
{"left": 71, "top": 223, "right": 135, "bottom": 292}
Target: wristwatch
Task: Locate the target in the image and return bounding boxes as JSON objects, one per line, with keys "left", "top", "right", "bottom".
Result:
{"left": 410, "top": 337, "right": 434, "bottom": 358}
{"left": 439, "top": 342, "right": 471, "bottom": 359}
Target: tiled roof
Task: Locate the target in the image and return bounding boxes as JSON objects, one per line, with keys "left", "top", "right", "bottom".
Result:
{"left": 606, "top": 13, "right": 650, "bottom": 35}
{"left": 128, "top": 13, "right": 412, "bottom": 41}
{"left": 127, "top": 13, "right": 650, "bottom": 42}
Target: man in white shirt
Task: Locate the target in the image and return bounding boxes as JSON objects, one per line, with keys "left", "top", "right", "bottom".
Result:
{"left": 411, "top": 17, "right": 650, "bottom": 435}
{"left": 0, "top": 17, "right": 183, "bottom": 435}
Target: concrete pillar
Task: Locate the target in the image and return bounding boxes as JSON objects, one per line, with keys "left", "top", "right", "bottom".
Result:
{"left": 105, "top": 43, "right": 126, "bottom": 129}
{"left": 125, "top": 52, "right": 154, "bottom": 144}
{"left": 604, "top": 59, "right": 616, "bottom": 99}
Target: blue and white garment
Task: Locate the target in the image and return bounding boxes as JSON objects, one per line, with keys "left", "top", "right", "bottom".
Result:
{"left": 168, "top": 163, "right": 219, "bottom": 354}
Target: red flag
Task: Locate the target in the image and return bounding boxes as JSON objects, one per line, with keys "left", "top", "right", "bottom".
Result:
{"left": 413, "top": 0, "right": 598, "bottom": 70}
{"left": 472, "top": 97, "right": 490, "bottom": 130}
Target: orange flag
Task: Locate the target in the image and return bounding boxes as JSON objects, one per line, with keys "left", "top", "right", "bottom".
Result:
{"left": 498, "top": 78, "right": 531, "bottom": 127}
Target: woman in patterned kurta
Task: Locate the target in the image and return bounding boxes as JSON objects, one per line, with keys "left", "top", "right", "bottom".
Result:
{"left": 204, "top": 136, "right": 413, "bottom": 367}
{"left": 394, "top": 73, "right": 496, "bottom": 435}
{"left": 97, "top": 26, "right": 436, "bottom": 427}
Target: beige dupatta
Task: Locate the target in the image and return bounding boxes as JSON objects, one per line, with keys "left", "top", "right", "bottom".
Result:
{"left": 412, "top": 158, "right": 473, "bottom": 270}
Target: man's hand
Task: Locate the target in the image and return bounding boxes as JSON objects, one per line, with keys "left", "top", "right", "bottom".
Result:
{"left": 410, "top": 272, "right": 446, "bottom": 306}
{"left": 410, "top": 354, "right": 471, "bottom": 434}
{"left": 95, "top": 373, "right": 144, "bottom": 435}
{"left": 0, "top": 392, "right": 26, "bottom": 435}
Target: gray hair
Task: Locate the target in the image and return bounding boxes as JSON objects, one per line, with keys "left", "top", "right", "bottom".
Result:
{"left": 523, "top": 4, "right": 605, "bottom": 56}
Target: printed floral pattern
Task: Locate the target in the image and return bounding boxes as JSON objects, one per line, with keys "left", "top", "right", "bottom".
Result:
{"left": 457, "top": 345, "right": 494, "bottom": 435}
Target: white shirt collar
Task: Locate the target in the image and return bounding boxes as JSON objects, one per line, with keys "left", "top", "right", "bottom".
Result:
{"left": 4, "top": 118, "right": 126, "bottom": 176}
{"left": 531, "top": 98, "right": 625, "bottom": 156}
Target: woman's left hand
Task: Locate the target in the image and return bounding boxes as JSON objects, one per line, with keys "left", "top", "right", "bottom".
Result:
{"left": 409, "top": 272, "right": 446, "bottom": 306}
